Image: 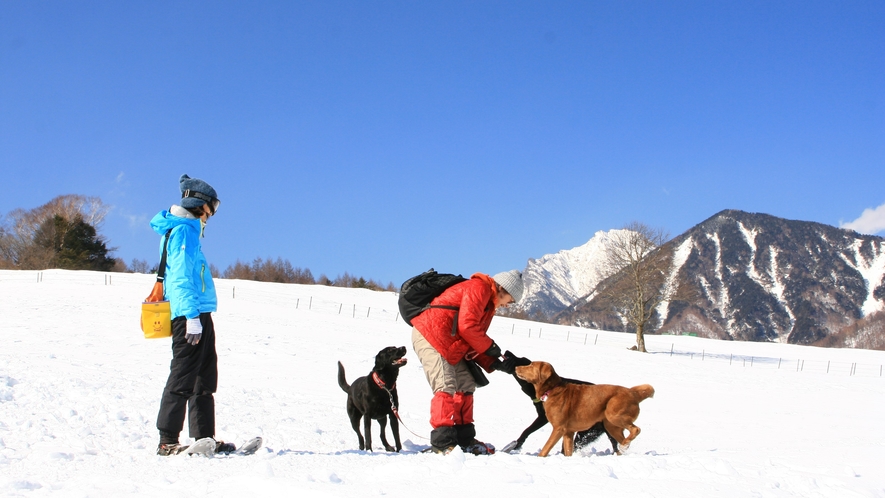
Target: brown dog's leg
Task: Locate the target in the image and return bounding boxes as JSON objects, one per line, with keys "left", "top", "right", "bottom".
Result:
{"left": 621, "top": 424, "right": 641, "bottom": 449}
{"left": 538, "top": 428, "right": 566, "bottom": 457}
{"left": 561, "top": 431, "right": 576, "bottom": 456}
{"left": 603, "top": 420, "right": 627, "bottom": 454}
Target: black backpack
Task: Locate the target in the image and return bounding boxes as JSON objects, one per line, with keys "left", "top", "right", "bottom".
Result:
{"left": 398, "top": 269, "right": 467, "bottom": 326}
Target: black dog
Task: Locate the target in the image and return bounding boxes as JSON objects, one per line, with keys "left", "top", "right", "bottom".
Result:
{"left": 500, "top": 351, "right": 619, "bottom": 454}
{"left": 337, "top": 346, "right": 407, "bottom": 452}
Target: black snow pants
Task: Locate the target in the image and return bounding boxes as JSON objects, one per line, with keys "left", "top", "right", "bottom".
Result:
{"left": 156, "top": 313, "right": 218, "bottom": 441}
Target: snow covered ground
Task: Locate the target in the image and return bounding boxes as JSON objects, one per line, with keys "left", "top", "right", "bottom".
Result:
{"left": 2, "top": 269, "right": 884, "bottom": 497}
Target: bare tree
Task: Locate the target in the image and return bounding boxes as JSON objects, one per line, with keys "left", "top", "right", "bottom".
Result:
{"left": 128, "top": 258, "right": 154, "bottom": 274}
{"left": 596, "top": 222, "right": 681, "bottom": 353}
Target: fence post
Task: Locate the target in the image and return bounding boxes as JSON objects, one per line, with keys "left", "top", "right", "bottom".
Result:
{"left": 353, "top": 304, "right": 356, "bottom": 318}
{"left": 338, "top": 303, "right": 342, "bottom": 314}
{"left": 730, "top": 354, "right": 733, "bottom": 365}
{"left": 367, "top": 307, "right": 371, "bottom": 318}
{"left": 296, "top": 298, "right": 299, "bottom": 309}
{"left": 539, "top": 328, "right": 542, "bottom": 338}
{"left": 750, "top": 356, "right": 754, "bottom": 367}
{"left": 670, "top": 343, "right": 674, "bottom": 357}
{"left": 395, "top": 312, "right": 399, "bottom": 322}
{"left": 309, "top": 297, "right": 313, "bottom": 310}
{"left": 511, "top": 324, "right": 515, "bottom": 334}
{"left": 778, "top": 358, "right": 782, "bottom": 369}
{"left": 702, "top": 350, "right": 705, "bottom": 361}
{"left": 827, "top": 361, "right": 830, "bottom": 374}
{"left": 594, "top": 334, "right": 598, "bottom": 345}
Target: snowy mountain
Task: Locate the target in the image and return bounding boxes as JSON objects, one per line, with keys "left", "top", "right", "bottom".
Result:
{"left": 559, "top": 210, "right": 885, "bottom": 345}
{"left": 515, "top": 230, "right": 630, "bottom": 319}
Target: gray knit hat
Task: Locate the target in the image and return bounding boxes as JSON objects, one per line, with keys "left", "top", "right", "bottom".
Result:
{"left": 493, "top": 269, "right": 525, "bottom": 303}
{"left": 179, "top": 174, "right": 220, "bottom": 213}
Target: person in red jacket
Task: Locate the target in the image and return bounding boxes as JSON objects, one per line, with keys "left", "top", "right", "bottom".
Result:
{"left": 411, "top": 269, "right": 524, "bottom": 454}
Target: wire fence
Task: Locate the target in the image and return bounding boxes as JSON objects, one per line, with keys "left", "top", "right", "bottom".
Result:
{"left": 6, "top": 270, "right": 884, "bottom": 379}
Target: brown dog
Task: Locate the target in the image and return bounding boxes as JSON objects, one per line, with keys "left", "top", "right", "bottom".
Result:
{"left": 514, "top": 361, "right": 654, "bottom": 457}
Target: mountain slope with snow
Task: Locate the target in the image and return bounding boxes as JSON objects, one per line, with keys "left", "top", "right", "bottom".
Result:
{"left": 560, "top": 210, "right": 885, "bottom": 345}
{"left": 517, "top": 230, "right": 630, "bottom": 319}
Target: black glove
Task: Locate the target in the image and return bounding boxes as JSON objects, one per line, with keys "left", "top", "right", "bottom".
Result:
{"left": 484, "top": 342, "right": 502, "bottom": 359}
{"left": 491, "top": 356, "right": 517, "bottom": 374}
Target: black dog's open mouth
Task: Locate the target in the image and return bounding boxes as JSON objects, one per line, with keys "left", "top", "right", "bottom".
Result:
{"left": 393, "top": 357, "right": 408, "bottom": 366}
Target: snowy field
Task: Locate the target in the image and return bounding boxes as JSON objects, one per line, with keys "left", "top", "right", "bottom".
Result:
{"left": 2, "top": 269, "right": 885, "bottom": 498}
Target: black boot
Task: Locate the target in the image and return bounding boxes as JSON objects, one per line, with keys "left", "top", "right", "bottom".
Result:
{"left": 157, "top": 430, "right": 185, "bottom": 456}
{"left": 430, "top": 426, "right": 458, "bottom": 454}
{"left": 456, "top": 424, "right": 494, "bottom": 455}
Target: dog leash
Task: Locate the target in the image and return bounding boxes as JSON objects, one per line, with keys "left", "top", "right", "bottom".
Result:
{"left": 373, "top": 374, "right": 430, "bottom": 441}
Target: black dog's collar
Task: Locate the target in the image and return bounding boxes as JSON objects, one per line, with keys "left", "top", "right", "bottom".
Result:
{"left": 372, "top": 372, "right": 395, "bottom": 390}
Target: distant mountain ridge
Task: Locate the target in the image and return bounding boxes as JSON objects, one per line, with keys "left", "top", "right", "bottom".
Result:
{"left": 551, "top": 210, "right": 885, "bottom": 345}
{"left": 514, "top": 229, "right": 630, "bottom": 319}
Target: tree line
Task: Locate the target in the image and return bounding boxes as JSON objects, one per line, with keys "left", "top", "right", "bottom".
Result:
{"left": 1, "top": 195, "right": 395, "bottom": 291}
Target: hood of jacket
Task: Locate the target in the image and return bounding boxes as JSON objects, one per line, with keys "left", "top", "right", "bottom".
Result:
{"left": 150, "top": 206, "right": 201, "bottom": 236}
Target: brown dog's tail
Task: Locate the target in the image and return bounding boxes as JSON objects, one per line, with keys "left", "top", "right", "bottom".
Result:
{"left": 630, "top": 384, "right": 655, "bottom": 401}
{"left": 337, "top": 361, "right": 350, "bottom": 393}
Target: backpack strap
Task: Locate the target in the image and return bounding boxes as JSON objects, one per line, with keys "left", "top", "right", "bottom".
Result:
{"left": 423, "top": 304, "right": 461, "bottom": 337}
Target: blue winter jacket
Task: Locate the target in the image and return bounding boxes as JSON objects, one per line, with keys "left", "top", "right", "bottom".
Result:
{"left": 150, "top": 208, "right": 218, "bottom": 319}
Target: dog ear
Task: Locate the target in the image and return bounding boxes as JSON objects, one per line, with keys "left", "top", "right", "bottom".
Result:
{"left": 538, "top": 362, "right": 562, "bottom": 393}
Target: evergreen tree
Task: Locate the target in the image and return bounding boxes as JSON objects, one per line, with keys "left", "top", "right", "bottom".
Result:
{"left": 33, "top": 215, "right": 115, "bottom": 271}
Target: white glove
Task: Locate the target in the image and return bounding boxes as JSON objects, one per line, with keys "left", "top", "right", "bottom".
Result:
{"left": 186, "top": 318, "right": 202, "bottom": 345}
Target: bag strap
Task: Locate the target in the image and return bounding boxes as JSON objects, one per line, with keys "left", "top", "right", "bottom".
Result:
{"left": 156, "top": 230, "right": 171, "bottom": 283}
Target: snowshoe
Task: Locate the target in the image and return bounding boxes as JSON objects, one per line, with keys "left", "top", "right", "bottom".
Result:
{"left": 500, "top": 440, "right": 521, "bottom": 454}
{"left": 462, "top": 439, "right": 495, "bottom": 455}
{"left": 182, "top": 437, "right": 216, "bottom": 457}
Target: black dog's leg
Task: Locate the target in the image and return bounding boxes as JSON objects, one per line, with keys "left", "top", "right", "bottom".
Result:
{"left": 574, "top": 422, "right": 619, "bottom": 454}
{"left": 347, "top": 403, "right": 366, "bottom": 450}
{"left": 377, "top": 416, "right": 394, "bottom": 452}
{"left": 389, "top": 414, "right": 402, "bottom": 452}
{"left": 362, "top": 415, "right": 374, "bottom": 452}
{"left": 516, "top": 403, "right": 550, "bottom": 449}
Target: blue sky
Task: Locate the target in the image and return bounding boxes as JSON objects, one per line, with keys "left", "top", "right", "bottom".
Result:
{"left": 2, "top": 1, "right": 883, "bottom": 285}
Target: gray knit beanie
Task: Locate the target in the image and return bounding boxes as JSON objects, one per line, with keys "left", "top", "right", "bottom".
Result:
{"left": 493, "top": 269, "right": 525, "bottom": 303}
{"left": 179, "top": 174, "right": 218, "bottom": 210}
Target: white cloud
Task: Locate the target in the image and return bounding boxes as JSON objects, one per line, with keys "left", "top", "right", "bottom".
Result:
{"left": 842, "top": 202, "right": 885, "bottom": 234}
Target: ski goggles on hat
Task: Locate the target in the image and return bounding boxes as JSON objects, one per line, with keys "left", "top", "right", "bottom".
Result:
{"left": 182, "top": 190, "right": 221, "bottom": 215}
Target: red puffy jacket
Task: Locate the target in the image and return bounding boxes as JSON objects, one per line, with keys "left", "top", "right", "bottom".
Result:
{"left": 411, "top": 273, "right": 500, "bottom": 370}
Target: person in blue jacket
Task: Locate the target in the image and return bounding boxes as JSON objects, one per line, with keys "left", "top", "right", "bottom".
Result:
{"left": 151, "top": 174, "right": 231, "bottom": 456}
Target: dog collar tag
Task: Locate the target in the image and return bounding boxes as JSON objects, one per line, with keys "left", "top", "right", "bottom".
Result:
{"left": 540, "top": 391, "right": 549, "bottom": 402}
